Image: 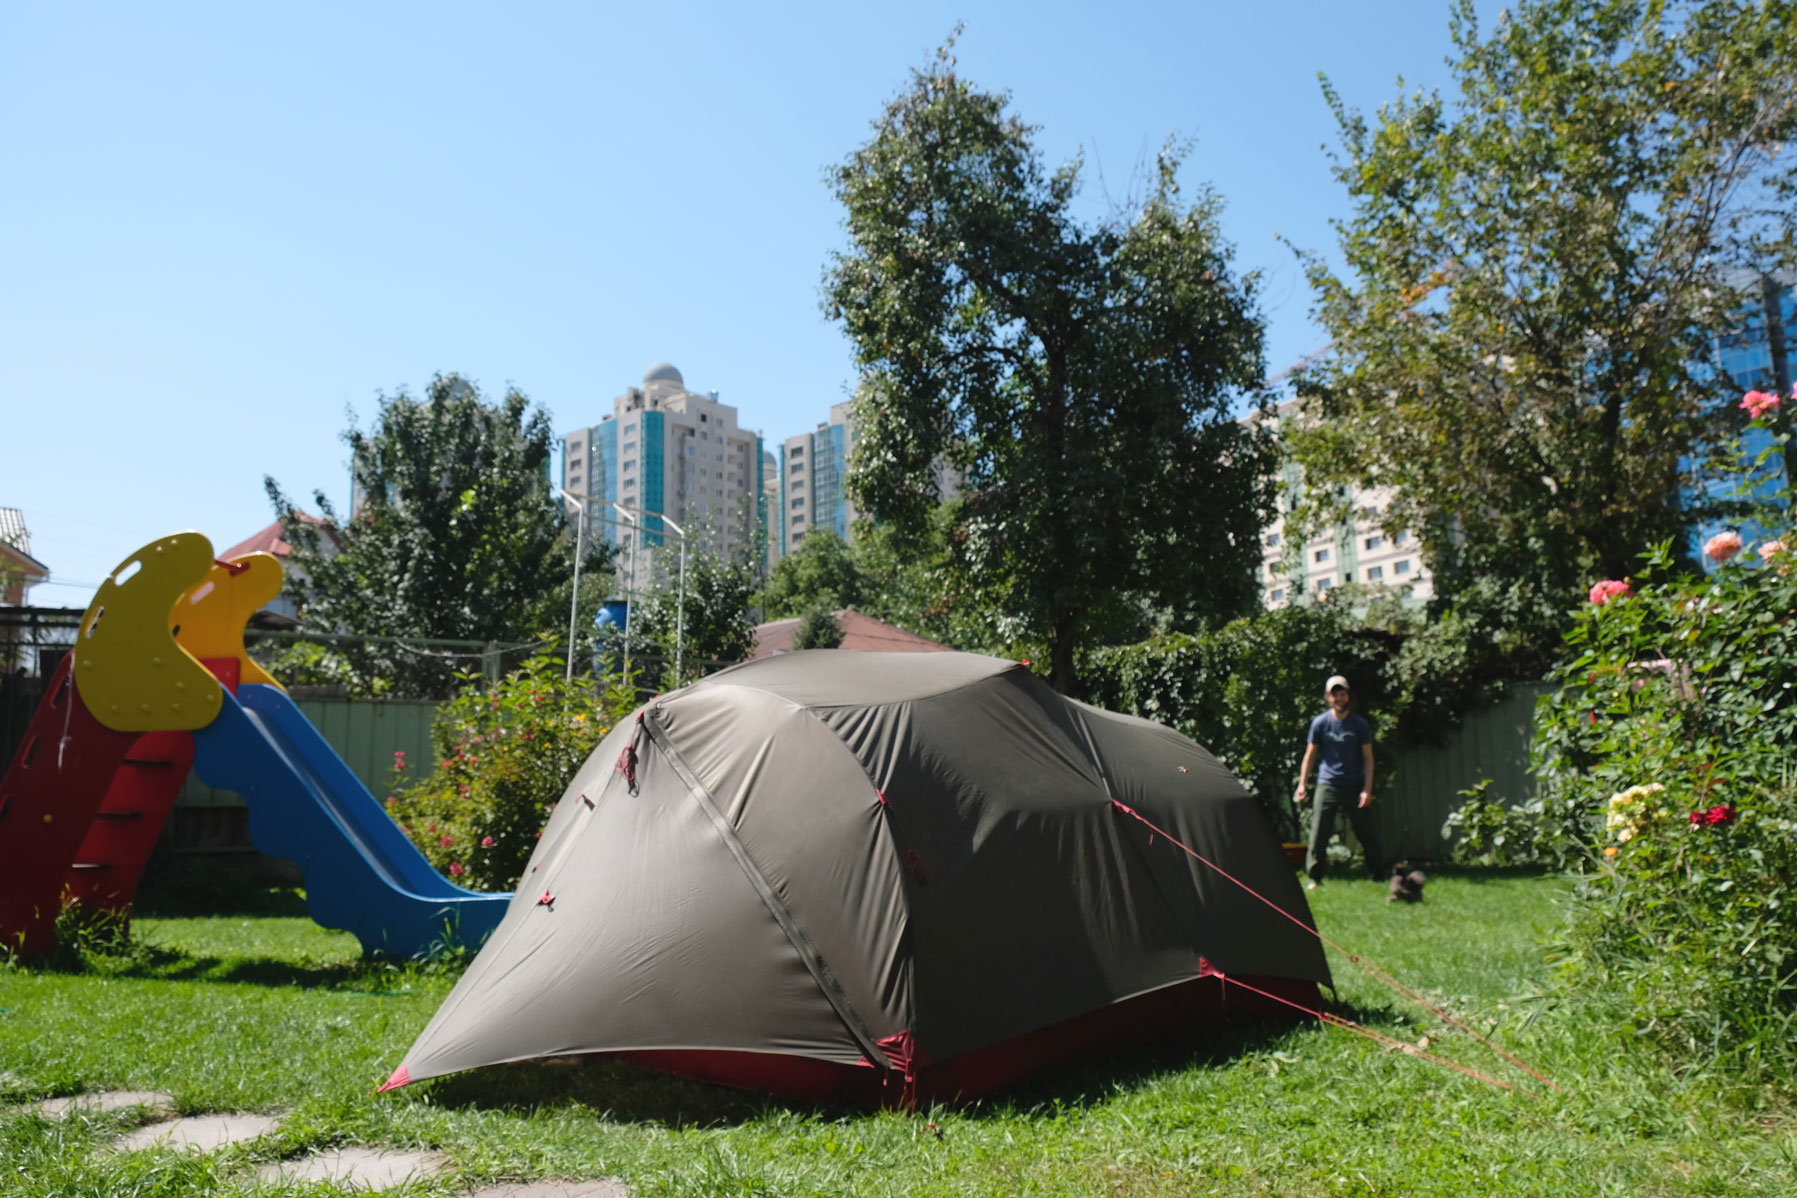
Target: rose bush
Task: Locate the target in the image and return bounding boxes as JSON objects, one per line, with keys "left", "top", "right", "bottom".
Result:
{"left": 386, "top": 656, "right": 641, "bottom": 891}
{"left": 1532, "top": 481, "right": 1797, "bottom": 1080}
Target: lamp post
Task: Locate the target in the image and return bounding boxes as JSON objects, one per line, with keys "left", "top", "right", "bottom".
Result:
{"left": 556, "top": 487, "right": 588, "bottom": 684}
{"left": 609, "top": 501, "right": 687, "bottom": 683}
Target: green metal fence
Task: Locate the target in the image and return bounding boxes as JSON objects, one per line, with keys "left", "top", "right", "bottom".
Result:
{"left": 177, "top": 696, "right": 441, "bottom": 810}
{"left": 1371, "top": 683, "right": 1552, "bottom": 861}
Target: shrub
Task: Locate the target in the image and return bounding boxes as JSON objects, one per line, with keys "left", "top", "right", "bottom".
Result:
{"left": 791, "top": 604, "right": 845, "bottom": 650}
{"left": 386, "top": 656, "right": 639, "bottom": 891}
{"left": 1440, "top": 779, "right": 1541, "bottom": 867}
{"left": 1531, "top": 529, "right": 1797, "bottom": 1082}
{"left": 1082, "top": 597, "right": 1504, "bottom": 841}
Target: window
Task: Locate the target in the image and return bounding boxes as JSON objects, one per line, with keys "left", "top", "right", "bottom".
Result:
{"left": 1394, "top": 531, "right": 1411, "bottom": 545}
{"left": 1343, "top": 570, "right": 1353, "bottom": 582}
{"left": 790, "top": 445, "right": 804, "bottom": 458}
{"left": 1364, "top": 535, "right": 1383, "bottom": 551}
{"left": 1366, "top": 565, "right": 1384, "bottom": 580}
{"left": 700, "top": 413, "right": 708, "bottom": 423}
{"left": 1266, "top": 533, "right": 1281, "bottom": 548}
{"left": 622, "top": 459, "right": 636, "bottom": 471}
{"left": 623, "top": 440, "right": 636, "bottom": 453}
{"left": 791, "top": 515, "right": 805, "bottom": 526}
{"left": 791, "top": 498, "right": 805, "bottom": 509}
{"left": 1270, "top": 588, "right": 1285, "bottom": 603}
{"left": 789, "top": 462, "right": 805, "bottom": 475}
{"left": 1394, "top": 559, "right": 1412, "bottom": 575}
{"left": 568, "top": 457, "right": 582, "bottom": 472}
{"left": 701, "top": 431, "right": 709, "bottom": 441}
{"left": 1314, "top": 547, "right": 1330, "bottom": 563}
{"left": 1315, "top": 578, "right": 1333, "bottom": 592}
{"left": 622, "top": 479, "right": 636, "bottom": 491}
{"left": 792, "top": 532, "right": 806, "bottom": 544}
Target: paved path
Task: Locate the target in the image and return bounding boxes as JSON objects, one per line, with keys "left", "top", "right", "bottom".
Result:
{"left": 27, "top": 1090, "right": 628, "bottom": 1194}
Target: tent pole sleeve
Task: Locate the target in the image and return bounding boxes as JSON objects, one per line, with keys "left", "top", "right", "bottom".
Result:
{"left": 641, "top": 711, "right": 895, "bottom": 1073}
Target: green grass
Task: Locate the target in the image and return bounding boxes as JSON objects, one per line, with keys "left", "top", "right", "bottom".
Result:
{"left": 2, "top": 874, "right": 1794, "bottom": 1195}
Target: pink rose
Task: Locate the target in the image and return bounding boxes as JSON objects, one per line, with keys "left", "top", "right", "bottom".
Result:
{"left": 1759, "top": 539, "right": 1785, "bottom": 562}
{"left": 392, "top": 750, "right": 407, "bottom": 769}
{"left": 1703, "top": 531, "right": 1743, "bottom": 563}
{"left": 448, "top": 861, "right": 465, "bottom": 877}
{"left": 1589, "top": 579, "right": 1631, "bottom": 606}
{"left": 1740, "top": 390, "right": 1781, "bottom": 419}
{"left": 480, "top": 835, "right": 495, "bottom": 848}
{"left": 440, "top": 835, "right": 452, "bottom": 847}
{"left": 426, "top": 822, "right": 436, "bottom": 832}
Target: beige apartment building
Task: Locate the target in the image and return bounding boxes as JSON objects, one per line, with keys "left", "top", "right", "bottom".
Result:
{"left": 560, "top": 363, "right": 766, "bottom": 591}
{"left": 1254, "top": 400, "right": 1434, "bottom": 608}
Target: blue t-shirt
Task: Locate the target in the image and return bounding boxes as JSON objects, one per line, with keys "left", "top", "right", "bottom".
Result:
{"left": 1309, "top": 711, "right": 1372, "bottom": 789}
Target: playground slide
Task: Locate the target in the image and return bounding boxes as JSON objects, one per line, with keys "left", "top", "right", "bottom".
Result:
{"left": 190, "top": 682, "right": 511, "bottom": 957}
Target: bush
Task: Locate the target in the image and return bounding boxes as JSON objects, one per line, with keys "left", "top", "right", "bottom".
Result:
{"left": 1081, "top": 597, "right": 1502, "bottom": 841}
{"left": 1440, "top": 779, "right": 1541, "bottom": 867}
{"left": 1531, "top": 531, "right": 1797, "bottom": 1082}
{"left": 386, "top": 656, "right": 639, "bottom": 891}
{"left": 791, "top": 604, "right": 844, "bottom": 650}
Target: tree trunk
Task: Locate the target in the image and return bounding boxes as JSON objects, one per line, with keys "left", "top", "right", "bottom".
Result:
{"left": 1048, "top": 616, "right": 1080, "bottom": 698}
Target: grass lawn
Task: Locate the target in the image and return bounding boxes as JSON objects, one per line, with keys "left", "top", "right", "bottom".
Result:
{"left": 2, "top": 872, "right": 1794, "bottom": 1196}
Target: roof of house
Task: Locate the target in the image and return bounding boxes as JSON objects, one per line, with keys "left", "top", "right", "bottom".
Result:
{"left": 222, "top": 512, "right": 327, "bottom": 561}
{"left": 0, "top": 507, "right": 49, "bottom": 575}
{"left": 749, "top": 609, "right": 952, "bottom": 659}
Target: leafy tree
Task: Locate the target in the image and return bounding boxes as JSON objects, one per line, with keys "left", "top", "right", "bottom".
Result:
{"left": 824, "top": 38, "right": 1275, "bottom": 694}
{"left": 790, "top": 603, "right": 845, "bottom": 650}
{"left": 628, "top": 549, "right": 758, "bottom": 686}
{"left": 266, "top": 373, "right": 608, "bottom": 696}
{"left": 757, "top": 529, "right": 868, "bottom": 618}
{"left": 1289, "top": 0, "right": 1797, "bottom": 672}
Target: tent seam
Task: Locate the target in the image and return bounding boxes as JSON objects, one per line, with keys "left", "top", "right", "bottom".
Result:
{"left": 641, "top": 707, "right": 896, "bottom": 1073}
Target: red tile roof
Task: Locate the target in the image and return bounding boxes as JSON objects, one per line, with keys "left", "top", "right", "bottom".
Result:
{"left": 222, "top": 512, "right": 327, "bottom": 561}
{"left": 750, "top": 609, "right": 952, "bottom": 659}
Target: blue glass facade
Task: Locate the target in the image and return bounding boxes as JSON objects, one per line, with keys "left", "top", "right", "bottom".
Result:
{"left": 1689, "top": 280, "right": 1793, "bottom": 565}
{"left": 640, "top": 410, "right": 665, "bottom": 547}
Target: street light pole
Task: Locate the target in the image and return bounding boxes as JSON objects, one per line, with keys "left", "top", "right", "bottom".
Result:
{"left": 609, "top": 500, "right": 687, "bottom": 684}
{"left": 556, "top": 488, "right": 588, "bottom": 684}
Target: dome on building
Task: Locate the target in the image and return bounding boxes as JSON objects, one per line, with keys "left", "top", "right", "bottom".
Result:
{"left": 643, "top": 363, "right": 684, "bottom": 387}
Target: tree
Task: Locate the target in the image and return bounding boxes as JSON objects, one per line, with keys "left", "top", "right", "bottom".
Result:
{"left": 756, "top": 529, "right": 869, "bottom": 619}
{"left": 628, "top": 549, "right": 758, "bottom": 686}
{"left": 790, "top": 603, "right": 846, "bottom": 650}
{"left": 1290, "top": 0, "right": 1797, "bottom": 671}
{"left": 266, "top": 373, "right": 608, "bottom": 696}
{"left": 823, "top": 38, "right": 1275, "bottom": 694}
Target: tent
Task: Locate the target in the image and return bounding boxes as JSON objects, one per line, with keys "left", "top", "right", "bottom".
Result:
{"left": 383, "top": 651, "right": 1332, "bottom": 1102}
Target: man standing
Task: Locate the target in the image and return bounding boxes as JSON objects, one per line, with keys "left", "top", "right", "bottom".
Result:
{"left": 1293, "top": 674, "right": 1379, "bottom": 889}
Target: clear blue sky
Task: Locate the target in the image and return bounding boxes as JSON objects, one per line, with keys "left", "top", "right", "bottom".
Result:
{"left": 2, "top": 1, "right": 1494, "bottom": 609}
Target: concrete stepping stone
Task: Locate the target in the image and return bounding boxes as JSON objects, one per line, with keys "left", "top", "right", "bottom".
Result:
{"left": 36, "top": 1090, "right": 176, "bottom": 1118}
{"left": 116, "top": 1112, "right": 280, "bottom": 1153}
{"left": 256, "top": 1147, "right": 446, "bottom": 1189}
{"left": 465, "top": 1184, "right": 629, "bottom": 1198}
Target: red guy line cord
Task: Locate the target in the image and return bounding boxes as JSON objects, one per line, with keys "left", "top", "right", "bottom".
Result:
{"left": 1110, "top": 799, "right": 1561, "bottom": 1093}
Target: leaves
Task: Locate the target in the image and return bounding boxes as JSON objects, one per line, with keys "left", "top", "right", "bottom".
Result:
{"left": 823, "top": 42, "right": 1275, "bottom": 692}
{"left": 264, "top": 373, "right": 609, "bottom": 697}
{"left": 1290, "top": 0, "right": 1797, "bottom": 671}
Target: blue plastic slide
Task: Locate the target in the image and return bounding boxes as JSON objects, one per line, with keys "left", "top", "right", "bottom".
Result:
{"left": 190, "top": 683, "right": 511, "bottom": 957}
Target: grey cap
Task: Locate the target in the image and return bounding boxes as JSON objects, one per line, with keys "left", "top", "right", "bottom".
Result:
{"left": 1325, "top": 674, "right": 1350, "bottom": 696}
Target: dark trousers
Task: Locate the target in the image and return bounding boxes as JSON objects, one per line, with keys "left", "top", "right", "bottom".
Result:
{"left": 1306, "top": 783, "right": 1384, "bottom": 882}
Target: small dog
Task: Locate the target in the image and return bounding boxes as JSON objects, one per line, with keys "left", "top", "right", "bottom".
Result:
{"left": 1388, "top": 865, "right": 1428, "bottom": 903}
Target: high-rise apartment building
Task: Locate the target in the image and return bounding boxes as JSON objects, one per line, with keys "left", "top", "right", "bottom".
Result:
{"left": 1253, "top": 399, "right": 1435, "bottom": 608}
{"left": 560, "top": 364, "right": 765, "bottom": 591}
{"left": 775, "top": 401, "right": 856, "bottom": 560}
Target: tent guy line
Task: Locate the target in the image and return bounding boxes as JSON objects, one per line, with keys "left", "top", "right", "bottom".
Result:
{"left": 1110, "top": 799, "right": 1562, "bottom": 1094}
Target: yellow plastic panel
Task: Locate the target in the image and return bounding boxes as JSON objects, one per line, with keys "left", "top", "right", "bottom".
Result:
{"left": 173, "top": 552, "right": 286, "bottom": 689}
{"left": 75, "top": 533, "right": 223, "bottom": 732}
